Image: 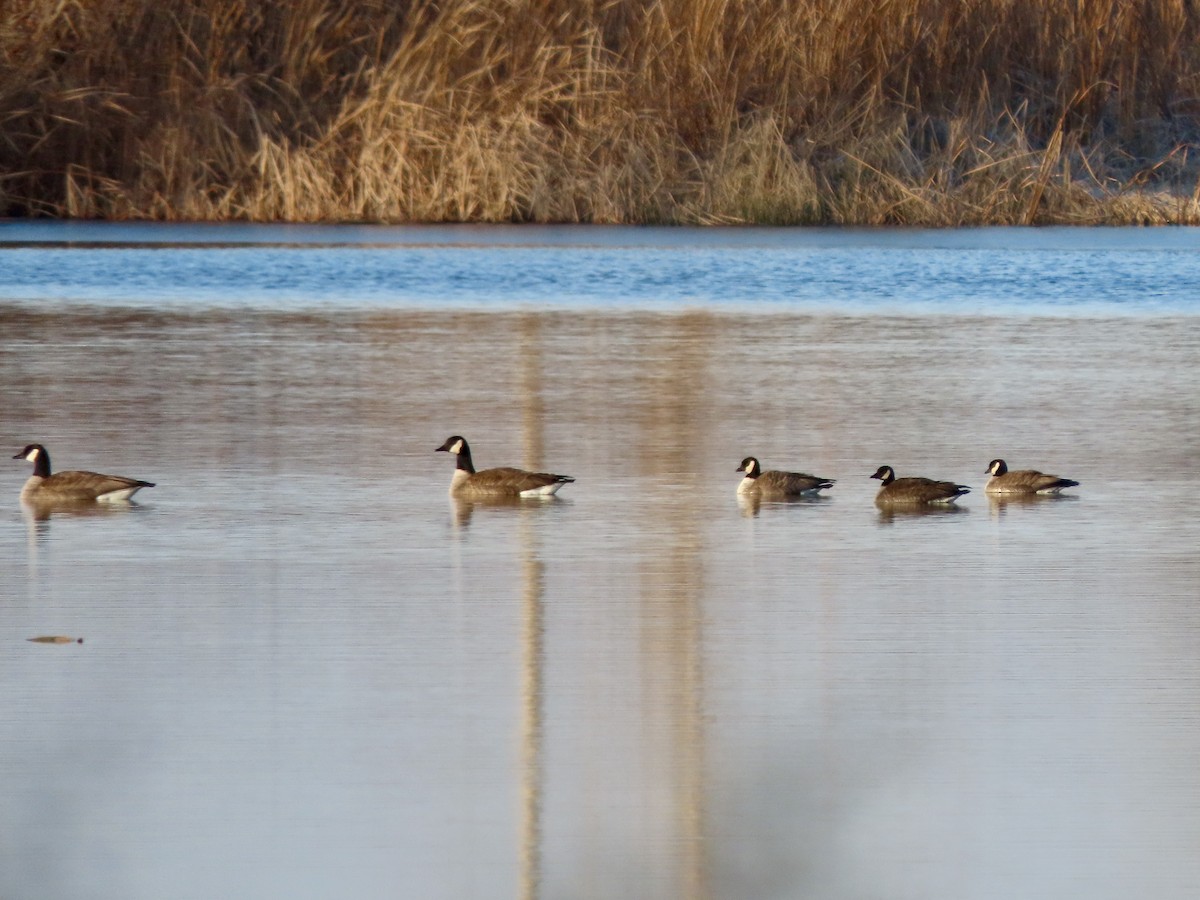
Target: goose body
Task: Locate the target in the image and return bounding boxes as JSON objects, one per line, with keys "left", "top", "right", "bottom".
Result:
{"left": 736, "top": 456, "right": 834, "bottom": 498}
{"left": 436, "top": 436, "right": 574, "bottom": 497}
{"left": 985, "top": 459, "right": 1079, "bottom": 495}
{"left": 13, "top": 444, "right": 154, "bottom": 503}
{"left": 870, "top": 465, "right": 969, "bottom": 506}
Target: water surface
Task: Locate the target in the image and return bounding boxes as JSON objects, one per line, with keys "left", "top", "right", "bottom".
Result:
{"left": 0, "top": 224, "right": 1198, "bottom": 900}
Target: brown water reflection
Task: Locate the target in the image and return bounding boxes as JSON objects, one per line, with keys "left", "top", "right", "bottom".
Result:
{"left": 986, "top": 492, "right": 1082, "bottom": 512}
{"left": 736, "top": 493, "right": 833, "bottom": 518}
{"left": 1, "top": 303, "right": 1199, "bottom": 899}
{"left": 20, "top": 497, "right": 146, "bottom": 523}
{"left": 874, "top": 503, "right": 970, "bottom": 524}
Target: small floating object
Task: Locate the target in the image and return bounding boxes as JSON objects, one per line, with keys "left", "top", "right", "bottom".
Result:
{"left": 27, "top": 636, "right": 83, "bottom": 644}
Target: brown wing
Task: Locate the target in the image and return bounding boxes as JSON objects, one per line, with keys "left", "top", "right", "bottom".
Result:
{"left": 463, "top": 466, "right": 572, "bottom": 496}
{"left": 882, "top": 476, "right": 967, "bottom": 503}
{"left": 755, "top": 470, "right": 833, "bottom": 497}
{"left": 990, "top": 469, "right": 1078, "bottom": 494}
{"left": 43, "top": 470, "right": 153, "bottom": 500}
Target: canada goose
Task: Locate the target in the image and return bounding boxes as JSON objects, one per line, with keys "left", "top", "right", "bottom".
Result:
{"left": 13, "top": 444, "right": 155, "bottom": 503}
{"left": 985, "top": 459, "right": 1079, "bottom": 495}
{"left": 736, "top": 456, "right": 834, "bottom": 498}
{"left": 870, "top": 465, "right": 969, "bottom": 505}
{"left": 436, "top": 435, "right": 574, "bottom": 497}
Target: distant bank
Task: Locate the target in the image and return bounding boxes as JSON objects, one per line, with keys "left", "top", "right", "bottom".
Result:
{"left": 2, "top": 0, "right": 1199, "bottom": 225}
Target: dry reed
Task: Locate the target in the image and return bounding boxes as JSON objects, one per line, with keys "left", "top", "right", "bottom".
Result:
{"left": 2, "top": 0, "right": 1199, "bottom": 224}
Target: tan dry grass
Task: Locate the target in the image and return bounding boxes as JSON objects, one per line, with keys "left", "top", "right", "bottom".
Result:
{"left": 1, "top": 0, "right": 1199, "bottom": 223}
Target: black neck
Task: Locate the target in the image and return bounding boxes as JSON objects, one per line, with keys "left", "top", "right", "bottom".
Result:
{"left": 456, "top": 445, "right": 475, "bottom": 474}
{"left": 32, "top": 449, "right": 51, "bottom": 478}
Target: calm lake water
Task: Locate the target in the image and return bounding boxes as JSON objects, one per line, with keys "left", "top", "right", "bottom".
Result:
{"left": 1, "top": 223, "right": 1198, "bottom": 900}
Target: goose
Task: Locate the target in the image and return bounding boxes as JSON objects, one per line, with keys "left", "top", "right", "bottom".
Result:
{"left": 985, "top": 458, "right": 1079, "bottom": 495}
{"left": 436, "top": 435, "right": 574, "bottom": 497}
{"left": 13, "top": 444, "right": 155, "bottom": 503}
{"left": 870, "top": 465, "right": 969, "bottom": 505}
{"left": 736, "top": 456, "right": 834, "bottom": 498}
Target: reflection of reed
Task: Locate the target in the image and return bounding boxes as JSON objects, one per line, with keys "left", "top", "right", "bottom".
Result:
{"left": 449, "top": 507, "right": 551, "bottom": 897}
{"left": 520, "top": 313, "right": 545, "bottom": 473}
{"left": 637, "top": 312, "right": 713, "bottom": 900}
{"left": 518, "top": 512, "right": 545, "bottom": 900}
{"left": 518, "top": 311, "right": 544, "bottom": 900}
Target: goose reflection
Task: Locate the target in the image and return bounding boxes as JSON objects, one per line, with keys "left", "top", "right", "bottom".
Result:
{"left": 876, "top": 504, "right": 969, "bottom": 525}
{"left": 20, "top": 498, "right": 146, "bottom": 571}
{"left": 517, "top": 513, "right": 545, "bottom": 900}
{"left": 737, "top": 492, "right": 831, "bottom": 518}
{"left": 988, "top": 492, "right": 1080, "bottom": 518}
{"left": 449, "top": 494, "right": 569, "bottom": 529}
{"left": 21, "top": 497, "right": 145, "bottom": 524}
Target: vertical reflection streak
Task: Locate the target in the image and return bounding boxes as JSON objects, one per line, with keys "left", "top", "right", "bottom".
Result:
{"left": 518, "top": 312, "right": 545, "bottom": 900}
{"left": 637, "top": 312, "right": 713, "bottom": 900}
{"left": 23, "top": 508, "right": 41, "bottom": 585}
{"left": 519, "top": 521, "right": 545, "bottom": 900}
{"left": 520, "top": 313, "right": 545, "bottom": 473}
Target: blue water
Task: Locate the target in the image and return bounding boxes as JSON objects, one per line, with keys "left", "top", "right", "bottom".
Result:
{"left": 1, "top": 222, "right": 1197, "bottom": 314}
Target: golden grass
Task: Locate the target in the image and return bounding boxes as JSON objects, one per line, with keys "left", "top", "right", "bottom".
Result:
{"left": 2, "top": 0, "right": 1199, "bottom": 224}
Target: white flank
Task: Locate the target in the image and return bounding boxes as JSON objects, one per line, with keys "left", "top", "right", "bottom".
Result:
{"left": 520, "top": 482, "right": 564, "bottom": 497}
{"left": 97, "top": 486, "right": 144, "bottom": 502}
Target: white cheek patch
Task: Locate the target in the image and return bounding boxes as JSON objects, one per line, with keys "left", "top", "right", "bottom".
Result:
{"left": 26, "top": 447, "right": 39, "bottom": 461}
{"left": 449, "top": 439, "right": 463, "bottom": 454}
